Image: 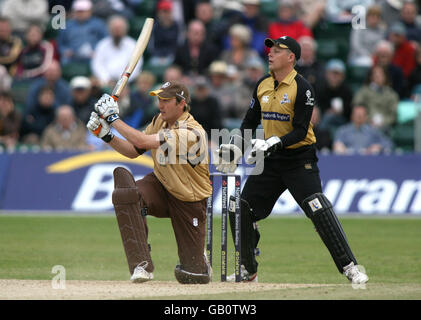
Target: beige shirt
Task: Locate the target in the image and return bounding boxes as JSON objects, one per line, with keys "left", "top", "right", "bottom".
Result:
{"left": 144, "top": 112, "right": 212, "bottom": 202}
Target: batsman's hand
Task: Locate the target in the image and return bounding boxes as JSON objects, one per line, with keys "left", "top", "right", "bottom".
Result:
{"left": 87, "top": 112, "right": 114, "bottom": 143}
{"left": 214, "top": 143, "right": 242, "bottom": 173}
{"left": 94, "top": 93, "right": 120, "bottom": 124}
{"left": 246, "top": 136, "right": 282, "bottom": 164}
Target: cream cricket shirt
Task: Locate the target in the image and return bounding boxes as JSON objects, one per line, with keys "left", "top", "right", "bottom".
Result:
{"left": 144, "top": 112, "right": 212, "bottom": 202}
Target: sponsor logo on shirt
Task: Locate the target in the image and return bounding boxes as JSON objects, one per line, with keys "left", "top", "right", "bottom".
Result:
{"left": 262, "top": 112, "right": 290, "bottom": 121}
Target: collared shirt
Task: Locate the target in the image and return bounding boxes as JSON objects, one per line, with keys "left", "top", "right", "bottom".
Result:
{"left": 143, "top": 112, "right": 212, "bottom": 202}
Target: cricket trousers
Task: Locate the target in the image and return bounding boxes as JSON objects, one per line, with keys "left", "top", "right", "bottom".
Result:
{"left": 136, "top": 172, "right": 208, "bottom": 274}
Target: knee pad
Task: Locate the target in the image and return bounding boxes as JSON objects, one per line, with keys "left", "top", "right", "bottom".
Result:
{"left": 174, "top": 265, "right": 211, "bottom": 284}
{"left": 302, "top": 193, "right": 357, "bottom": 273}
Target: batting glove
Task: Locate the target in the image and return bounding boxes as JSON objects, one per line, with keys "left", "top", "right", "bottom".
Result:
{"left": 246, "top": 136, "right": 282, "bottom": 164}
{"left": 87, "top": 112, "right": 114, "bottom": 143}
{"left": 94, "top": 93, "right": 120, "bottom": 124}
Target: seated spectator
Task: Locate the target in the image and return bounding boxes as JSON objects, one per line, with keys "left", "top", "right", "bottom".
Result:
{"left": 388, "top": 21, "right": 417, "bottom": 78}
{"left": 315, "top": 59, "right": 353, "bottom": 122}
{"left": 41, "top": 104, "right": 89, "bottom": 150}
{"left": 400, "top": 0, "right": 421, "bottom": 43}
{"left": 295, "top": 36, "right": 325, "bottom": 88}
{"left": 69, "top": 76, "right": 95, "bottom": 123}
{"left": 190, "top": 76, "right": 223, "bottom": 138}
{"left": 174, "top": 19, "right": 219, "bottom": 76}
{"left": 311, "top": 105, "right": 332, "bottom": 152}
{"left": 91, "top": 15, "right": 141, "bottom": 87}
{"left": 333, "top": 104, "right": 394, "bottom": 155}
{"left": 25, "top": 60, "right": 71, "bottom": 113}
{"left": 21, "top": 86, "right": 57, "bottom": 145}
{"left": 0, "top": 65, "right": 12, "bottom": 91}
{"left": 148, "top": 0, "right": 180, "bottom": 67}
{"left": 325, "top": 0, "right": 375, "bottom": 23}
{"left": 268, "top": 0, "right": 313, "bottom": 43}
{"left": 352, "top": 65, "right": 399, "bottom": 131}
{"left": 57, "top": 0, "right": 108, "bottom": 66}
{"left": 373, "top": 40, "right": 406, "bottom": 98}
{"left": 91, "top": 0, "right": 136, "bottom": 20}
{"left": 0, "top": 16, "right": 22, "bottom": 76}
{"left": 15, "top": 25, "right": 55, "bottom": 79}
{"left": 348, "top": 5, "right": 386, "bottom": 67}
{"left": 238, "top": 0, "right": 269, "bottom": 58}
{"left": 408, "top": 46, "right": 421, "bottom": 95}
{"left": 126, "top": 71, "right": 158, "bottom": 129}
{"left": 220, "top": 24, "right": 262, "bottom": 77}
{"left": 0, "top": 92, "right": 21, "bottom": 150}
{"left": 293, "top": 0, "right": 326, "bottom": 29}
{"left": 195, "top": 0, "right": 221, "bottom": 53}
{"left": 0, "top": 0, "right": 49, "bottom": 37}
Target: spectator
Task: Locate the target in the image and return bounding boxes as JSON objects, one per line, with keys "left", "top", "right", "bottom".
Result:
{"left": 0, "top": 91, "right": 21, "bottom": 150}
{"left": 57, "top": 0, "right": 108, "bottom": 66}
{"left": 15, "top": 25, "right": 55, "bottom": 79}
{"left": 41, "top": 104, "right": 89, "bottom": 150}
{"left": 400, "top": 0, "right": 421, "bottom": 43}
{"left": 0, "top": 16, "right": 22, "bottom": 76}
{"left": 388, "top": 21, "right": 417, "bottom": 78}
{"left": 373, "top": 40, "right": 406, "bottom": 98}
{"left": 174, "top": 19, "right": 219, "bottom": 76}
{"left": 91, "top": 0, "right": 137, "bottom": 20}
{"left": 0, "top": 65, "right": 12, "bottom": 91}
{"left": 333, "top": 104, "right": 393, "bottom": 154}
{"left": 315, "top": 59, "right": 353, "bottom": 122}
{"left": 352, "top": 65, "right": 399, "bottom": 131}
{"left": 69, "top": 76, "right": 95, "bottom": 123}
{"left": 238, "top": 0, "right": 269, "bottom": 58}
{"left": 311, "top": 105, "right": 332, "bottom": 152}
{"left": 190, "top": 76, "right": 222, "bottom": 138}
{"left": 348, "top": 5, "right": 386, "bottom": 67}
{"left": 267, "top": 0, "right": 313, "bottom": 43}
{"left": 293, "top": 0, "right": 326, "bottom": 29}
{"left": 408, "top": 46, "right": 421, "bottom": 95}
{"left": 325, "top": 0, "right": 374, "bottom": 23}
{"left": 148, "top": 0, "right": 180, "bottom": 67}
{"left": 379, "top": 0, "right": 404, "bottom": 25}
{"left": 195, "top": 1, "right": 223, "bottom": 53}
{"left": 91, "top": 15, "right": 141, "bottom": 87}
{"left": 126, "top": 71, "right": 158, "bottom": 129}
{"left": 0, "top": 0, "right": 49, "bottom": 37}
{"left": 25, "top": 60, "right": 71, "bottom": 113}
{"left": 21, "top": 86, "right": 57, "bottom": 144}
{"left": 295, "top": 36, "right": 325, "bottom": 88}
{"left": 220, "top": 24, "right": 262, "bottom": 77}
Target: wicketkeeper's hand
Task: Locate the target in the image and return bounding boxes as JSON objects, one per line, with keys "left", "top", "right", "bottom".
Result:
{"left": 87, "top": 112, "right": 114, "bottom": 143}
{"left": 214, "top": 142, "right": 242, "bottom": 173}
{"left": 246, "top": 136, "right": 282, "bottom": 164}
{"left": 94, "top": 93, "right": 120, "bottom": 124}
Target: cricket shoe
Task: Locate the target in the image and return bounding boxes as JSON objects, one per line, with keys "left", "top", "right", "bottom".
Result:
{"left": 131, "top": 261, "right": 154, "bottom": 283}
{"left": 227, "top": 264, "right": 258, "bottom": 282}
{"left": 343, "top": 262, "right": 369, "bottom": 284}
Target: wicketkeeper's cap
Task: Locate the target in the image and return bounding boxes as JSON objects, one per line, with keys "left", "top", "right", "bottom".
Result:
{"left": 265, "top": 35, "right": 301, "bottom": 60}
{"left": 149, "top": 81, "right": 190, "bottom": 103}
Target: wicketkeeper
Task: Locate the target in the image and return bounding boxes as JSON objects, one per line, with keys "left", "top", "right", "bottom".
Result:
{"left": 215, "top": 36, "right": 369, "bottom": 284}
{"left": 87, "top": 81, "right": 212, "bottom": 284}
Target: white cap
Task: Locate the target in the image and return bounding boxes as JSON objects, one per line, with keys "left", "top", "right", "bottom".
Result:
{"left": 70, "top": 76, "right": 91, "bottom": 89}
{"left": 72, "top": 0, "right": 92, "bottom": 11}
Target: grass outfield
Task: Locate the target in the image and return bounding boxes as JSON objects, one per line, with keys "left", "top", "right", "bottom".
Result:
{"left": 0, "top": 215, "right": 420, "bottom": 299}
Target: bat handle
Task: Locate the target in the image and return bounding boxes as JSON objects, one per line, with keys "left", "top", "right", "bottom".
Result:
{"left": 92, "top": 95, "right": 119, "bottom": 135}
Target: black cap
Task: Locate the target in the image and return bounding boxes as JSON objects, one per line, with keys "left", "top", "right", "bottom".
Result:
{"left": 265, "top": 36, "right": 301, "bottom": 60}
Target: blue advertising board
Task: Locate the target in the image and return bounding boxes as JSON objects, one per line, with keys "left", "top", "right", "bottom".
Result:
{"left": 0, "top": 151, "right": 420, "bottom": 214}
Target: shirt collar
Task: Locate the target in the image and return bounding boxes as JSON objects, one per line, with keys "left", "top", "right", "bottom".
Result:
{"left": 271, "top": 69, "right": 297, "bottom": 88}
{"left": 164, "top": 112, "right": 191, "bottom": 129}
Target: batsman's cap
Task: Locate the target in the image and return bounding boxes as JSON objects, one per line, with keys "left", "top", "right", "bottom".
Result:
{"left": 157, "top": 0, "right": 173, "bottom": 11}
{"left": 70, "top": 76, "right": 91, "bottom": 90}
{"left": 72, "top": 0, "right": 92, "bottom": 11}
{"left": 149, "top": 81, "right": 190, "bottom": 102}
{"left": 265, "top": 35, "right": 301, "bottom": 60}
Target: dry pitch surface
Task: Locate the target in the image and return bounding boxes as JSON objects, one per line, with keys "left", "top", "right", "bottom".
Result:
{"left": 0, "top": 279, "right": 337, "bottom": 300}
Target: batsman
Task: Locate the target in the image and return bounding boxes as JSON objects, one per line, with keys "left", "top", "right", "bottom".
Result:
{"left": 87, "top": 81, "right": 212, "bottom": 284}
{"left": 216, "top": 36, "right": 369, "bottom": 284}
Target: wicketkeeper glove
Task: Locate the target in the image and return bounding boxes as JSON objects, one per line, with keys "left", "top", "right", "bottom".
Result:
{"left": 87, "top": 112, "right": 114, "bottom": 143}
{"left": 246, "top": 136, "right": 282, "bottom": 164}
{"left": 214, "top": 135, "right": 244, "bottom": 173}
{"left": 94, "top": 93, "right": 120, "bottom": 124}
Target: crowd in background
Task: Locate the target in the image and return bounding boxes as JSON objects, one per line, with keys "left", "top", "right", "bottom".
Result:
{"left": 1, "top": 0, "right": 421, "bottom": 155}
